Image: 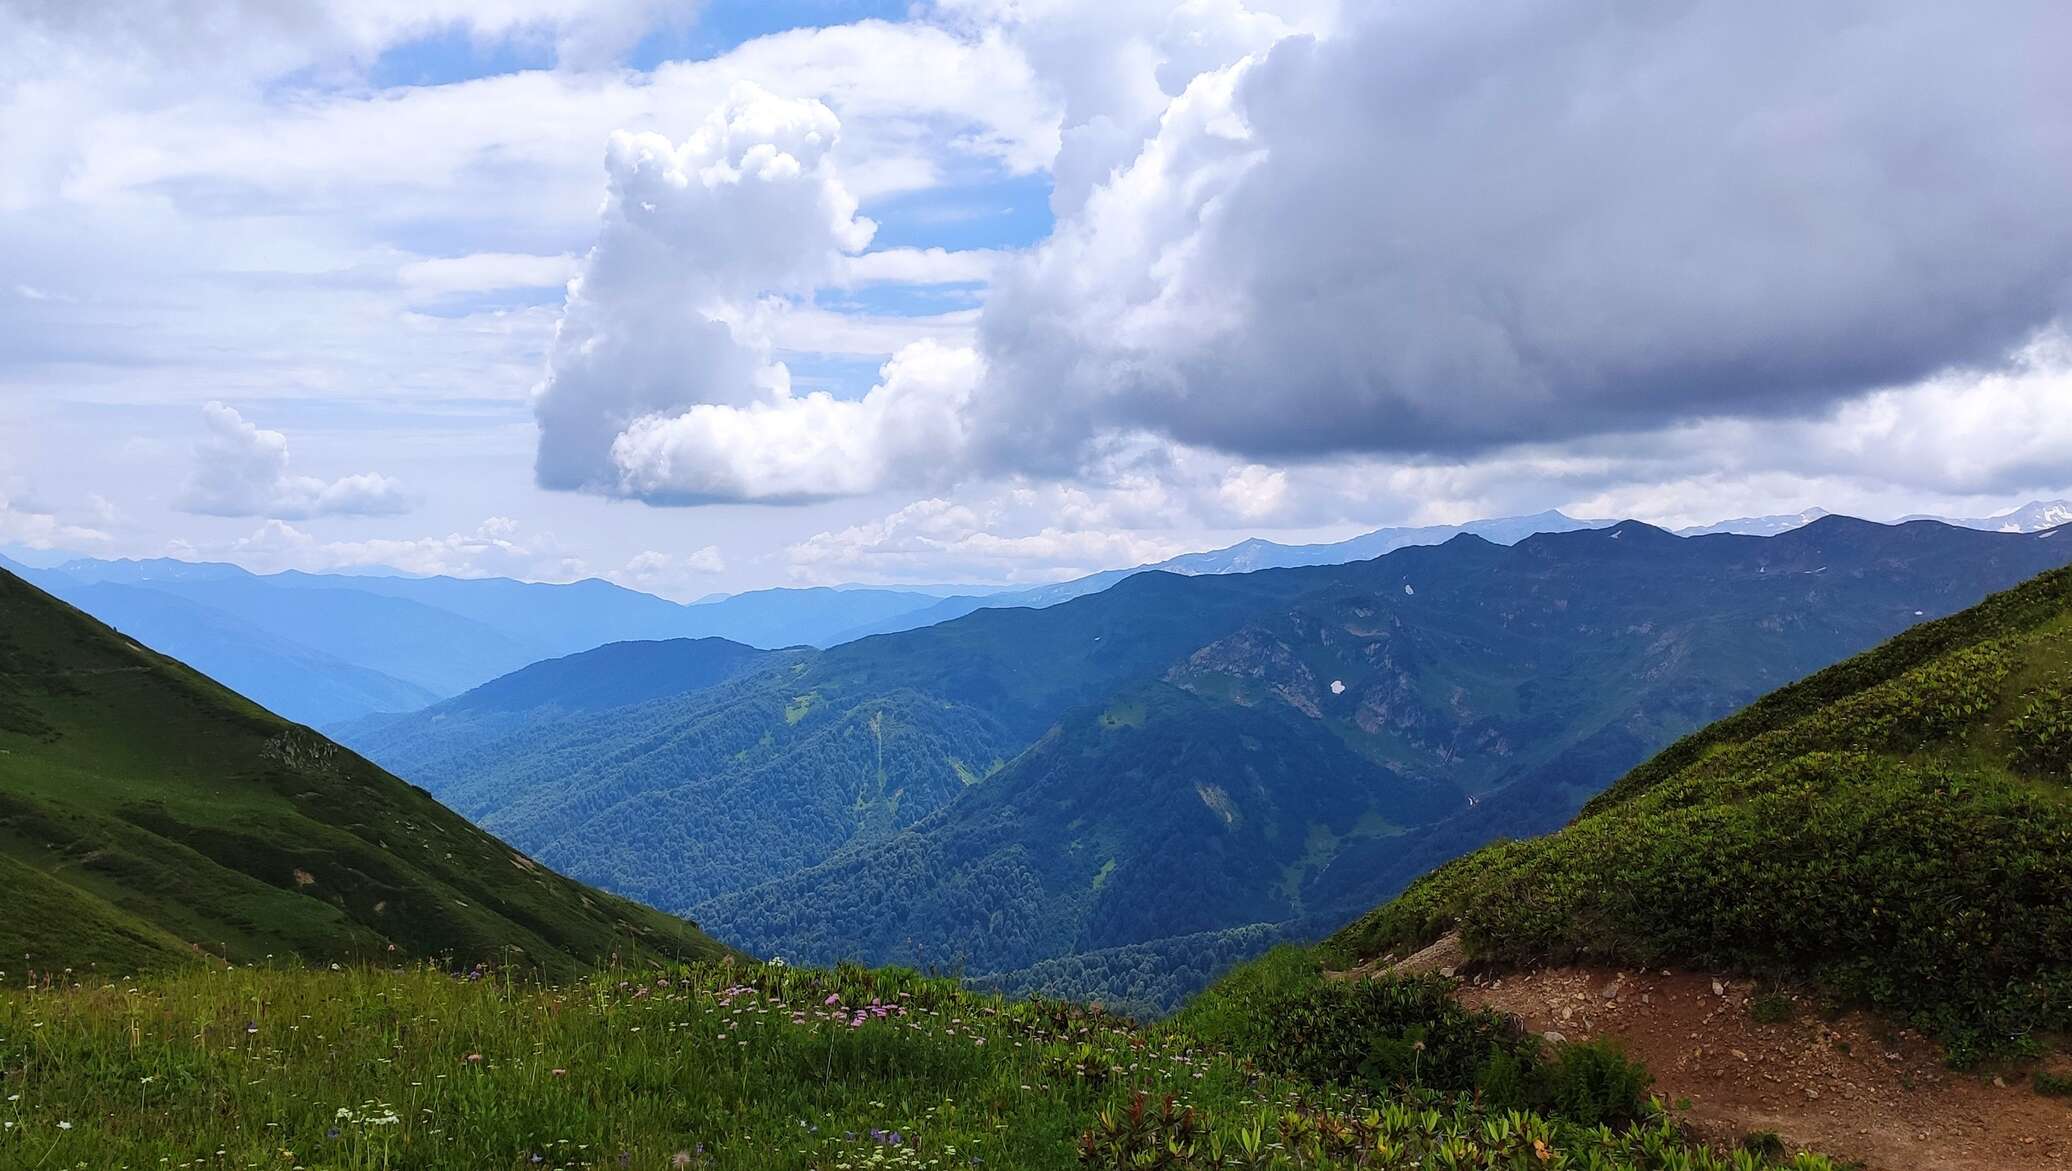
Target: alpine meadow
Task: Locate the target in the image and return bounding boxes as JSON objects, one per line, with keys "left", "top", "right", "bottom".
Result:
{"left": 5, "top": 2, "right": 2072, "bottom": 1169}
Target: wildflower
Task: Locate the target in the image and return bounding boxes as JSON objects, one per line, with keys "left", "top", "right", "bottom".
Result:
{"left": 57, "top": 1121, "right": 72, "bottom": 1130}
{"left": 824, "top": 993, "right": 841, "bottom": 1006}
{"left": 550, "top": 1068, "right": 567, "bottom": 1077}
{"left": 672, "top": 1152, "right": 692, "bottom": 1168}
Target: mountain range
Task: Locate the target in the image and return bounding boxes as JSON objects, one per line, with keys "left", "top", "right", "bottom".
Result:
{"left": 342, "top": 516, "right": 2072, "bottom": 1007}
{"left": 0, "top": 559, "right": 985, "bottom": 725}
{"left": 13, "top": 501, "right": 2063, "bottom": 732}
{"left": 0, "top": 563, "right": 726, "bottom": 974}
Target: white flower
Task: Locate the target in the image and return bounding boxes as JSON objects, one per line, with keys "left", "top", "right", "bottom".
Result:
{"left": 57, "top": 1121, "right": 72, "bottom": 1130}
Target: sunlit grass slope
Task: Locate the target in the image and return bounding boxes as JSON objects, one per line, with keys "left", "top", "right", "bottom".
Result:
{"left": 0, "top": 566, "right": 725, "bottom": 976}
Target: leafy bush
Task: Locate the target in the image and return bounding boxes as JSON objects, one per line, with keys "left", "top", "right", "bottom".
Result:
{"left": 1173, "top": 949, "right": 1538, "bottom": 1096}
{"left": 1542, "top": 1040, "right": 1652, "bottom": 1128}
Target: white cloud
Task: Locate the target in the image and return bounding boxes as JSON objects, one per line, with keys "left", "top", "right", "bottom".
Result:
{"left": 398, "top": 252, "right": 578, "bottom": 298}
{"left": 608, "top": 340, "right": 982, "bottom": 502}
{"left": 786, "top": 493, "right": 1190, "bottom": 585}
{"left": 610, "top": 546, "right": 728, "bottom": 599}
{"left": 535, "top": 82, "right": 1000, "bottom": 502}
{"left": 221, "top": 516, "right": 587, "bottom": 579}
{"left": 834, "top": 247, "right": 1002, "bottom": 287}
{"left": 1216, "top": 464, "right": 1288, "bottom": 521}
{"left": 0, "top": 489, "right": 110, "bottom": 551}
{"left": 178, "top": 402, "right": 416, "bottom": 520}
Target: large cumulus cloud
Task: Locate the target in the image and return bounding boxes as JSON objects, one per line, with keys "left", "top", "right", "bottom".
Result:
{"left": 532, "top": 82, "right": 880, "bottom": 498}
{"left": 531, "top": 0, "right": 2072, "bottom": 509}
{"left": 974, "top": 0, "right": 2072, "bottom": 469}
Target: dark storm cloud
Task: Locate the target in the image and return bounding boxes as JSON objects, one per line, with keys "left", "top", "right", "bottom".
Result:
{"left": 972, "top": 0, "right": 2072, "bottom": 469}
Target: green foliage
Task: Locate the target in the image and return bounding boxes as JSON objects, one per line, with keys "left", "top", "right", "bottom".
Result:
{"left": 1541, "top": 1040, "right": 1652, "bottom": 1129}
{"left": 1741, "top": 1132, "right": 1788, "bottom": 1159}
{"left": 0, "top": 960, "right": 1830, "bottom": 1171}
{"left": 1748, "top": 992, "right": 1796, "bottom": 1025}
{"left": 1331, "top": 566, "right": 2072, "bottom": 1060}
{"left": 1074, "top": 1092, "right": 1835, "bottom": 1170}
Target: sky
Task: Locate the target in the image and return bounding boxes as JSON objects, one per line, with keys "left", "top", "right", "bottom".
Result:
{"left": 2, "top": 0, "right": 2069, "bottom": 600}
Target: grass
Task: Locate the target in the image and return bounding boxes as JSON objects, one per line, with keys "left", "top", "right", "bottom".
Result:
{"left": 0, "top": 958, "right": 1843, "bottom": 1170}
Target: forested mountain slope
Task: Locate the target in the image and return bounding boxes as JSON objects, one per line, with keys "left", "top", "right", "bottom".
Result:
{"left": 695, "top": 520, "right": 2072, "bottom": 988}
{"left": 0, "top": 566, "right": 726, "bottom": 974}
{"left": 357, "top": 519, "right": 2072, "bottom": 1003}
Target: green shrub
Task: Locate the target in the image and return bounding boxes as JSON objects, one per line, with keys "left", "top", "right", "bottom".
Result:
{"left": 1741, "top": 1131, "right": 1788, "bottom": 1158}
{"left": 1543, "top": 1039, "right": 1653, "bottom": 1128}
{"left": 1248, "top": 972, "right": 1541, "bottom": 1094}
{"left": 1750, "top": 991, "right": 1796, "bottom": 1024}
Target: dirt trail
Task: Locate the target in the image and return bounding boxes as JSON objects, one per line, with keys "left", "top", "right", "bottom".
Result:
{"left": 1450, "top": 964, "right": 2072, "bottom": 1171}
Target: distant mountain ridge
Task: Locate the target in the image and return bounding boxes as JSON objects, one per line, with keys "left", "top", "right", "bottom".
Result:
{"left": 1675, "top": 508, "right": 1832, "bottom": 537}
{"left": 829, "top": 509, "right": 1611, "bottom": 641}
{"left": 348, "top": 515, "right": 2072, "bottom": 1005}
{"left": 17, "top": 499, "right": 2069, "bottom": 728}
{"left": 1677, "top": 499, "right": 2072, "bottom": 537}
{"left": 1903, "top": 498, "right": 2072, "bottom": 532}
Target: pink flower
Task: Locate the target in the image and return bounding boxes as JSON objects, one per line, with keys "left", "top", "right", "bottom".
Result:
{"left": 824, "top": 994, "right": 841, "bottom": 1006}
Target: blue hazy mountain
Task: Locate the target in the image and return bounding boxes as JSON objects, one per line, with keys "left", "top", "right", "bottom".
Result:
{"left": 335, "top": 636, "right": 794, "bottom": 781}
{"left": 16, "top": 560, "right": 969, "bottom": 724}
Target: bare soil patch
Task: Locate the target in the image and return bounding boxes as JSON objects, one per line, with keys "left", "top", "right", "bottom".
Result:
{"left": 1453, "top": 963, "right": 2072, "bottom": 1171}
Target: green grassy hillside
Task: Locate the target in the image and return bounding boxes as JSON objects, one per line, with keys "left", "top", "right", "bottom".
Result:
{"left": 1329, "top": 562, "right": 2072, "bottom": 1059}
{"left": 0, "top": 566, "right": 726, "bottom": 976}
